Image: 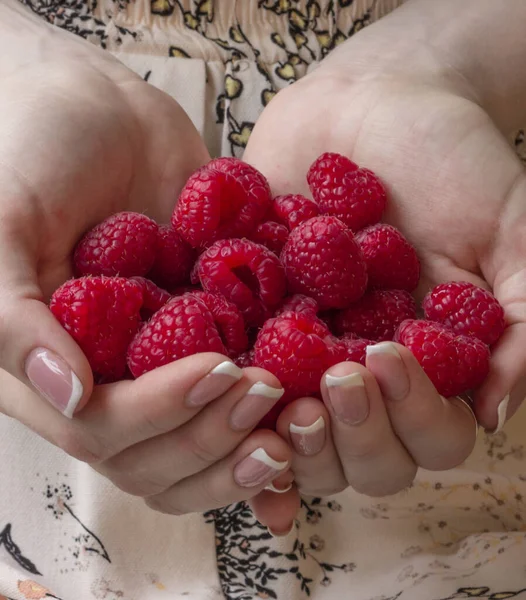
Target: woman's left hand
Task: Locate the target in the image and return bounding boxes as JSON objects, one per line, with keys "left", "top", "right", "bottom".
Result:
{"left": 250, "top": 342, "right": 477, "bottom": 535}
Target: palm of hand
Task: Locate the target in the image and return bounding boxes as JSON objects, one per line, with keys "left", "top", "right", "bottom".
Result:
{"left": 0, "top": 57, "right": 208, "bottom": 298}
{"left": 245, "top": 71, "right": 526, "bottom": 427}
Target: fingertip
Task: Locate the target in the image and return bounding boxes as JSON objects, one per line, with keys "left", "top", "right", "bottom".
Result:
{"left": 249, "top": 486, "right": 300, "bottom": 533}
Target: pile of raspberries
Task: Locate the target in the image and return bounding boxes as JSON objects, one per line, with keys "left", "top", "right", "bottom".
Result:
{"left": 50, "top": 153, "right": 506, "bottom": 427}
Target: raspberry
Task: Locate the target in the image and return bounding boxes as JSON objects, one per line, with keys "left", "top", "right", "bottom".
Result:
{"left": 307, "top": 152, "right": 386, "bottom": 231}
{"left": 196, "top": 238, "right": 286, "bottom": 327}
{"left": 268, "top": 194, "right": 319, "bottom": 230}
{"left": 190, "top": 291, "right": 249, "bottom": 356}
{"left": 234, "top": 349, "right": 255, "bottom": 369}
{"left": 50, "top": 276, "right": 143, "bottom": 382}
{"left": 148, "top": 225, "right": 196, "bottom": 289}
{"left": 207, "top": 157, "right": 271, "bottom": 198}
{"left": 275, "top": 294, "right": 319, "bottom": 318}
{"left": 356, "top": 224, "right": 420, "bottom": 292}
{"left": 338, "top": 336, "right": 371, "bottom": 366}
{"left": 423, "top": 281, "right": 506, "bottom": 346}
{"left": 172, "top": 163, "right": 270, "bottom": 248}
{"left": 131, "top": 276, "right": 172, "bottom": 320}
{"left": 250, "top": 221, "right": 289, "bottom": 255}
{"left": 394, "top": 319, "right": 490, "bottom": 397}
{"left": 333, "top": 289, "right": 417, "bottom": 342}
{"left": 74, "top": 212, "right": 158, "bottom": 278}
{"left": 254, "top": 311, "right": 346, "bottom": 407}
{"left": 127, "top": 294, "right": 226, "bottom": 378}
{"left": 281, "top": 216, "right": 368, "bottom": 309}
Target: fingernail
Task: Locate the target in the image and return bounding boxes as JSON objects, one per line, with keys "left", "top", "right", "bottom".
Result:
{"left": 488, "top": 394, "right": 510, "bottom": 434}
{"left": 268, "top": 522, "right": 294, "bottom": 538}
{"left": 289, "top": 416, "right": 326, "bottom": 456}
{"left": 229, "top": 382, "right": 284, "bottom": 431}
{"left": 452, "top": 396, "right": 479, "bottom": 438}
{"left": 185, "top": 361, "right": 243, "bottom": 407}
{"left": 326, "top": 372, "right": 368, "bottom": 425}
{"left": 25, "top": 348, "right": 83, "bottom": 418}
{"left": 265, "top": 481, "right": 293, "bottom": 494}
{"left": 234, "top": 448, "right": 288, "bottom": 487}
{"left": 366, "top": 342, "right": 409, "bottom": 400}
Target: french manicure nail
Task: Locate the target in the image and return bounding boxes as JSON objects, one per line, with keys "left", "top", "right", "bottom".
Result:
{"left": 326, "top": 372, "right": 369, "bottom": 425}
{"left": 366, "top": 342, "right": 409, "bottom": 400}
{"left": 488, "top": 394, "right": 510, "bottom": 434}
{"left": 234, "top": 448, "right": 288, "bottom": 487}
{"left": 185, "top": 361, "right": 243, "bottom": 407}
{"left": 25, "top": 347, "right": 83, "bottom": 418}
{"left": 289, "top": 416, "right": 326, "bottom": 456}
{"left": 229, "top": 381, "right": 284, "bottom": 431}
{"left": 268, "top": 522, "right": 295, "bottom": 538}
{"left": 265, "top": 481, "right": 293, "bottom": 494}
{"left": 452, "top": 396, "right": 479, "bottom": 438}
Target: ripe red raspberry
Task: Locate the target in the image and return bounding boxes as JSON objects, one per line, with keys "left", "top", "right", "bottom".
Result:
{"left": 281, "top": 216, "right": 368, "bottom": 310}
{"left": 423, "top": 281, "right": 506, "bottom": 346}
{"left": 50, "top": 276, "right": 143, "bottom": 382}
{"left": 207, "top": 157, "right": 271, "bottom": 199}
{"left": 74, "top": 212, "right": 158, "bottom": 278}
{"left": 254, "top": 311, "right": 346, "bottom": 408}
{"left": 275, "top": 294, "right": 319, "bottom": 318}
{"left": 234, "top": 349, "right": 255, "bottom": 369}
{"left": 190, "top": 291, "right": 249, "bottom": 356}
{"left": 307, "top": 152, "right": 387, "bottom": 231}
{"left": 333, "top": 289, "right": 417, "bottom": 342}
{"left": 131, "top": 276, "right": 172, "bottom": 320}
{"left": 356, "top": 224, "right": 420, "bottom": 292}
{"left": 172, "top": 163, "right": 271, "bottom": 248}
{"left": 127, "top": 294, "right": 226, "bottom": 378}
{"left": 268, "top": 194, "right": 319, "bottom": 230}
{"left": 250, "top": 221, "right": 289, "bottom": 255}
{"left": 196, "top": 238, "right": 286, "bottom": 327}
{"left": 338, "top": 336, "right": 372, "bottom": 366}
{"left": 148, "top": 225, "right": 196, "bottom": 289}
{"left": 394, "top": 319, "right": 490, "bottom": 397}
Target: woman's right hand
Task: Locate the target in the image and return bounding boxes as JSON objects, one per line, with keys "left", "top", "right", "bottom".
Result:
{"left": 0, "top": 2, "right": 296, "bottom": 515}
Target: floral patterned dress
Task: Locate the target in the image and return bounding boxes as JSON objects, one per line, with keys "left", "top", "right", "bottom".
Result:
{"left": 2, "top": 1, "right": 526, "bottom": 599}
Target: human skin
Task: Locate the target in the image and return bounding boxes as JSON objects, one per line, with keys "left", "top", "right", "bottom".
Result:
{"left": 245, "top": 0, "right": 526, "bottom": 533}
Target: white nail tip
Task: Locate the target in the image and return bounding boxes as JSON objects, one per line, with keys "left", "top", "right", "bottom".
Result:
{"left": 62, "top": 371, "right": 83, "bottom": 419}
{"left": 494, "top": 394, "right": 510, "bottom": 434}
{"left": 366, "top": 342, "right": 400, "bottom": 358}
{"left": 210, "top": 361, "right": 243, "bottom": 379}
{"left": 249, "top": 448, "right": 288, "bottom": 471}
{"left": 246, "top": 381, "right": 285, "bottom": 399}
{"left": 325, "top": 372, "right": 364, "bottom": 388}
{"left": 452, "top": 396, "right": 479, "bottom": 438}
{"left": 265, "top": 482, "right": 293, "bottom": 494}
{"left": 289, "top": 416, "right": 325, "bottom": 435}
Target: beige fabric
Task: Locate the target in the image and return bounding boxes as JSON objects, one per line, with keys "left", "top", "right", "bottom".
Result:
{"left": 3, "top": 1, "right": 526, "bottom": 598}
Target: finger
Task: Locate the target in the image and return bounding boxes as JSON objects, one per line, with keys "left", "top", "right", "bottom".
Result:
{"left": 366, "top": 341, "right": 478, "bottom": 470}
{"left": 1, "top": 353, "right": 244, "bottom": 464}
{"left": 321, "top": 362, "right": 417, "bottom": 497}
{"left": 248, "top": 485, "right": 301, "bottom": 538}
{"left": 97, "top": 367, "right": 284, "bottom": 496}
{"left": 473, "top": 323, "right": 526, "bottom": 433}
{"left": 275, "top": 397, "right": 347, "bottom": 496}
{"left": 0, "top": 231, "right": 93, "bottom": 419}
{"left": 144, "top": 430, "right": 291, "bottom": 515}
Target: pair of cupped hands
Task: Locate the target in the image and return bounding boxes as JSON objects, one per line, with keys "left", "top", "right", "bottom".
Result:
{"left": 2, "top": 10, "right": 526, "bottom": 536}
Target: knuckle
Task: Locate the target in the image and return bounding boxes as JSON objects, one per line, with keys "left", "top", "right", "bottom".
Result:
{"left": 178, "top": 431, "right": 222, "bottom": 467}
{"left": 144, "top": 495, "right": 186, "bottom": 516}
{"left": 352, "top": 466, "right": 417, "bottom": 498}
{"left": 51, "top": 426, "right": 106, "bottom": 464}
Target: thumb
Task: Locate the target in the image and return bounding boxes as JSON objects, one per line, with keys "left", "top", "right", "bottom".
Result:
{"left": 0, "top": 237, "right": 93, "bottom": 419}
